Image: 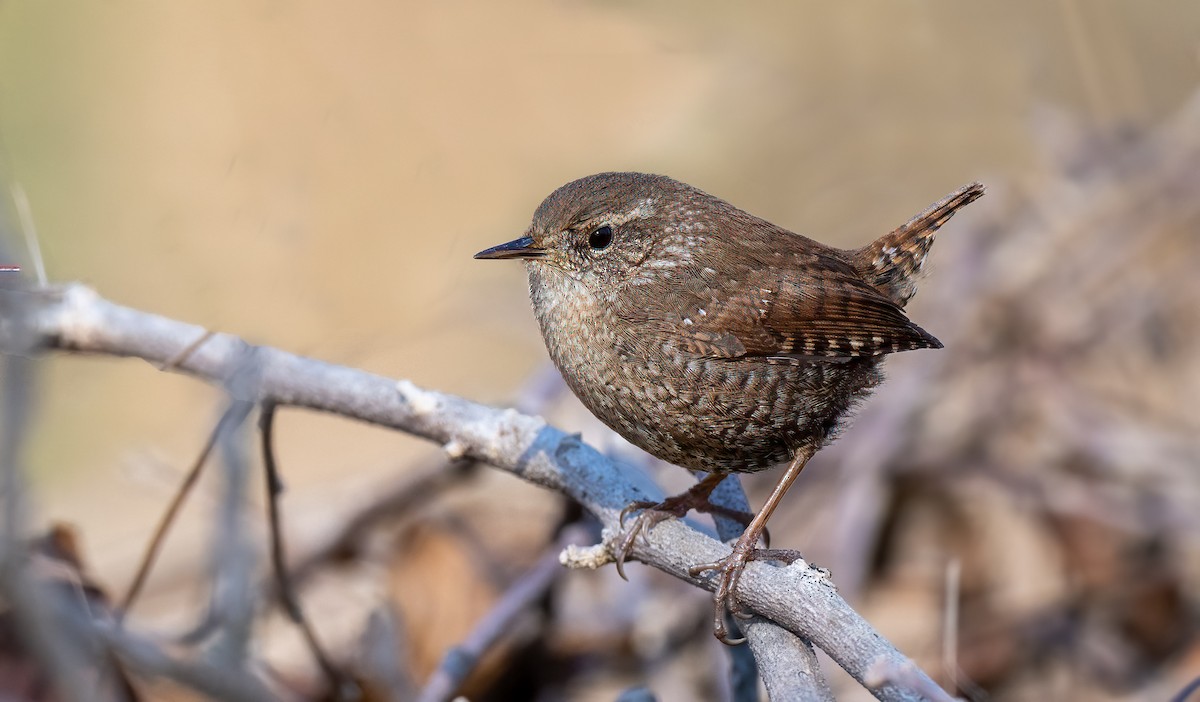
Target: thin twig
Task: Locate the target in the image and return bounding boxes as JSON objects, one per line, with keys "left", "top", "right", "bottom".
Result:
{"left": 10, "top": 184, "right": 47, "bottom": 286}
{"left": 119, "top": 405, "right": 239, "bottom": 617}
{"left": 259, "top": 401, "right": 353, "bottom": 697}
{"left": 942, "top": 558, "right": 961, "bottom": 694}
{"left": 415, "top": 523, "right": 592, "bottom": 702}
{"left": 1057, "top": 0, "right": 1111, "bottom": 126}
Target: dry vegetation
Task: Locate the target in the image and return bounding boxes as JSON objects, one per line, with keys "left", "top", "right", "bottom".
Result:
{"left": 1, "top": 3, "right": 1198, "bottom": 701}
{"left": 2, "top": 95, "right": 1197, "bottom": 701}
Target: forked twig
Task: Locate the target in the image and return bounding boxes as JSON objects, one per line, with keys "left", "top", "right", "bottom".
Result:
{"left": 119, "top": 396, "right": 356, "bottom": 696}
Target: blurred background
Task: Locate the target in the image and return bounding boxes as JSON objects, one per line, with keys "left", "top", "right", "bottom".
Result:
{"left": 1, "top": 1, "right": 1199, "bottom": 700}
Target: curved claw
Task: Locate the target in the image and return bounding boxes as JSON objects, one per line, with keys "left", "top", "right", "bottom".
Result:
{"left": 690, "top": 545, "right": 803, "bottom": 644}
{"left": 612, "top": 512, "right": 650, "bottom": 581}
{"left": 689, "top": 554, "right": 750, "bottom": 644}
{"left": 619, "top": 500, "right": 655, "bottom": 528}
{"left": 612, "top": 501, "right": 691, "bottom": 580}
{"left": 714, "top": 562, "right": 748, "bottom": 645}
{"left": 716, "top": 619, "right": 747, "bottom": 645}
{"left": 613, "top": 535, "right": 632, "bottom": 581}
{"left": 612, "top": 484, "right": 725, "bottom": 580}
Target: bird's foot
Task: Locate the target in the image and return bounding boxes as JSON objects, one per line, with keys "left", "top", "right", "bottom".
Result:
{"left": 612, "top": 473, "right": 775, "bottom": 579}
{"left": 613, "top": 487, "right": 723, "bottom": 580}
{"left": 689, "top": 545, "right": 805, "bottom": 645}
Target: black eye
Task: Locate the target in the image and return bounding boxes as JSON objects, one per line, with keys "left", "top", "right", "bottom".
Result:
{"left": 588, "top": 225, "right": 613, "bottom": 250}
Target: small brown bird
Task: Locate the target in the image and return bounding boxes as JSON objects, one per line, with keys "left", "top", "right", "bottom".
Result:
{"left": 476, "top": 173, "right": 983, "bottom": 643}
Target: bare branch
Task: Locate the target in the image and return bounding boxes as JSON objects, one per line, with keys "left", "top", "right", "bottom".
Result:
{"left": 865, "top": 659, "right": 959, "bottom": 702}
{"left": 0, "top": 295, "right": 97, "bottom": 702}
{"left": 14, "top": 283, "right": 953, "bottom": 702}
{"left": 742, "top": 620, "right": 833, "bottom": 702}
{"left": 206, "top": 393, "right": 258, "bottom": 668}
{"left": 96, "top": 619, "right": 277, "bottom": 702}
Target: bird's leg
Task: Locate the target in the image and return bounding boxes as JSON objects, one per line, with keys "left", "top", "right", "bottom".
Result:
{"left": 619, "top": 476, "right": 760, "bottom": 529}
{"left": 613, "top": 472, "right": 727, "bottom": 580}
{"left": 689, "top": 445, "right": 815, "bottom": 645}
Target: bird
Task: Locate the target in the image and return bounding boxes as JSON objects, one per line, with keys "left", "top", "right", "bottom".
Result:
{"left": 475, "top": 172, "right": 984, "bottom": 643}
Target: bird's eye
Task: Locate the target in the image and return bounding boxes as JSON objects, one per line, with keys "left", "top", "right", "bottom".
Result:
{"left": 588, "top": 225, "right": 614, "bottom": 250}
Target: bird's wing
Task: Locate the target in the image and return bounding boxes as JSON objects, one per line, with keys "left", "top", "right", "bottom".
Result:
{"left": 624, "top": 249, "right": 941, "bottom": 361}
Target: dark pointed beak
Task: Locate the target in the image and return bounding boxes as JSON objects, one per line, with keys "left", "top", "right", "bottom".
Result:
{"left": 473, "top": 236, "right": 546, "bottom": 260}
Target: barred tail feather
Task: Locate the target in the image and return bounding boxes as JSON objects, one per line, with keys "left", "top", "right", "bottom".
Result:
{"left": 852, "top": 182, "right": 985, "bottom": 307}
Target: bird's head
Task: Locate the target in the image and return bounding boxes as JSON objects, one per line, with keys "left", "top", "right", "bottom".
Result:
{"left": 475, "top": 172, "right": 711, "bottom": 295}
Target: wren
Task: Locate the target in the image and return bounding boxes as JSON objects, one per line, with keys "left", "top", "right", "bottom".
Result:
{"left": 476, "top": 173, "right": 983, "bottom": 643}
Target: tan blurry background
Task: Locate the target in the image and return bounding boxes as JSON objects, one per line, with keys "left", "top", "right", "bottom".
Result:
{"left": 1, "top": 1, "right": 1199, "bottom": 699}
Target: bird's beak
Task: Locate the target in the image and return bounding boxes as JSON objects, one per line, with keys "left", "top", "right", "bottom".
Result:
{"left": 473, "top": 236, "right": 546, "bottom": 260}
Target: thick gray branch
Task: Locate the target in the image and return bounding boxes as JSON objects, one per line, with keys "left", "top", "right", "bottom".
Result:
{"left": 14, "top": 283, "right": 953, "bottom": 702}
